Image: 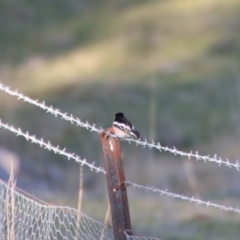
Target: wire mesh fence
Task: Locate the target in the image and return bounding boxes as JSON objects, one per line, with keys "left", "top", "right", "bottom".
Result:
{"left": 0, "top": 179, "right": 164, "bottom": 240}
{"left": 0, "top": 180, "right": 114, "bottom": 240}
{"left": 124, "top": 232, "right": 161, "bottom": 240}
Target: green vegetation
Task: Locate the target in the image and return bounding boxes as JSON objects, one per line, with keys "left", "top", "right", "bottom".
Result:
{"left": 0, "top": 0, "right": 240, "bottom": 239}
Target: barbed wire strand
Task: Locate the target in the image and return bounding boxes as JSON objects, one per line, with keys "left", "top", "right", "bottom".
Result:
{"left": 126, "top": 181, "right": 240, "bottom": 214}
{"left": 0, "top": 119, "right": 105, "bottom": 174}
{"left": 1, "top": 83, "right": 240, "bottom": 172}
{"left": 0, "top": 83, "right": 101, "bottom": 133}
{"left": 126, "top": 138, "right": 240, "bottom": 171}
{"left": 3, "top": 118, "right": 239, "bottom": 213}
{"left": 2, "top": 119, "right": 240, "bottom": 218}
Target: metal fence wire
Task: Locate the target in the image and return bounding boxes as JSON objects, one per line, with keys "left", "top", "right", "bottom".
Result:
{"left": 0, "top": 179, "right": 164, "bottom": 240}
{"left": 0, "top": 180, "right": 114, "bottom": 240}
{"left": 1, "top": 82, "right": 240, "bottom": 240}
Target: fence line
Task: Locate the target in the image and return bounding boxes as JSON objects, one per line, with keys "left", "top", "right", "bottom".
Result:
{"left": 1, "top": 82, "right": 240, "bottom": 172}
{"left": 0, "top": 179, "right": 161, "bottom": 240}
{"left": 0, "top": 120, "right": 105, "bottom": 174}
{"left": 1, "top": 118, "right": 239, "bottom": 216}
{"left": 1, "top": 83, "right": 240, "bottom": 239}
{"left": 126, "top": 181, "right": 240, "bottom": 214}
{"left": 0, "top": 180, "right": 114, "bottom": 240}
{"left": 124, "top": 231, "right": 162, "bottom": 240}
{"left": 126, "top": 138, "right": 240, "bottom": 171}
{"left": 0, "top": 83, "right": 102, "bottom": 133}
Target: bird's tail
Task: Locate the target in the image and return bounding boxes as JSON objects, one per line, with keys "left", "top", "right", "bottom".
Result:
{"left": 130, "top": 130, "right": 141, "bottom": 140}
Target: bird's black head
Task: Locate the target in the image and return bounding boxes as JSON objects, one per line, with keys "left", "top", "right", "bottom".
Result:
{"left": 115, "top": 112, "right": 124, "bottom": 118}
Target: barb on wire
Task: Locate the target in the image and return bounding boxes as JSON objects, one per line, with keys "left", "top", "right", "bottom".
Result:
{"left": 0, "top": 83, "right": 102, "bottom": 133}
{"left": 126, "top": 181, "right": 240, "bottom": 214}
{"left": 125, "top": 138, "right": 240, "bottom": 171}
{"left": 0, "top": 119, "right": 105, "bottom": 174}
{"left": 1, "top": 82, "right": 240, "bottom": 172}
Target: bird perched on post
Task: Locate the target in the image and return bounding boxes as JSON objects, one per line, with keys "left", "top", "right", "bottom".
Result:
{"left": 113, "top": 112, "right": 141, "bottom": 139}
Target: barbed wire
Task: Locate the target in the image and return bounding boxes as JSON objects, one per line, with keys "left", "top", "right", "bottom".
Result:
{"left": 2, "top": 118, "right": 240, "bottom": 217}
{"left": 0, "top": 120, "right": 106, "bottom": 174}
{"left": 126, "top": 138, "right": 240, "bottom": 170}
{"left": 2, "top": 83, "right": 240, "bottom": 238}
{"left": 126, "top": 181, "right": 240, "bottom": 214}
{"left": 1, "top": 82, "right": 240, "bottom": 172}
{"left": 0, "top": 83, "right": 101, "bottom": 133}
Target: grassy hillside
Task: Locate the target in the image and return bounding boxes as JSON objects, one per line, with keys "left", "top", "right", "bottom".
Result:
{"left": 0, "top": 0, "right": 239, "bottom": 93}
{"left": 0, "top": 0, "right": 240, "bottom": 239}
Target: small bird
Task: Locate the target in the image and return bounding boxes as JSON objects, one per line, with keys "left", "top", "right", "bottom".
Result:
{"left": 113, "top": 112, "right": 141, "bottom": 139}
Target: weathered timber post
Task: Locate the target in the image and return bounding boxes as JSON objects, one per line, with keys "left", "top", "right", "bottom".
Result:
{"left": 100, "top": 128, "right": 132, "bottom": 240}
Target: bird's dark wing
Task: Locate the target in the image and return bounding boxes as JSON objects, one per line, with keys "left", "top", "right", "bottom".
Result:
{"left": 130, "top": 129, "right": 141, "bottom": 139}
{"left": 122, "top": 117, "right": 133, "bottom": 130}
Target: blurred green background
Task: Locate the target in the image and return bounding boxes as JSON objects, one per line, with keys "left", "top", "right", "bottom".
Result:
{"left": 0, "top": 0, "right": 240, "bottom": 239}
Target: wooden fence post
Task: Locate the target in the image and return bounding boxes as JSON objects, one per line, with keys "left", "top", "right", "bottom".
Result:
{"left": 100, "top": 129, "right": 132, "bottom": 240}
